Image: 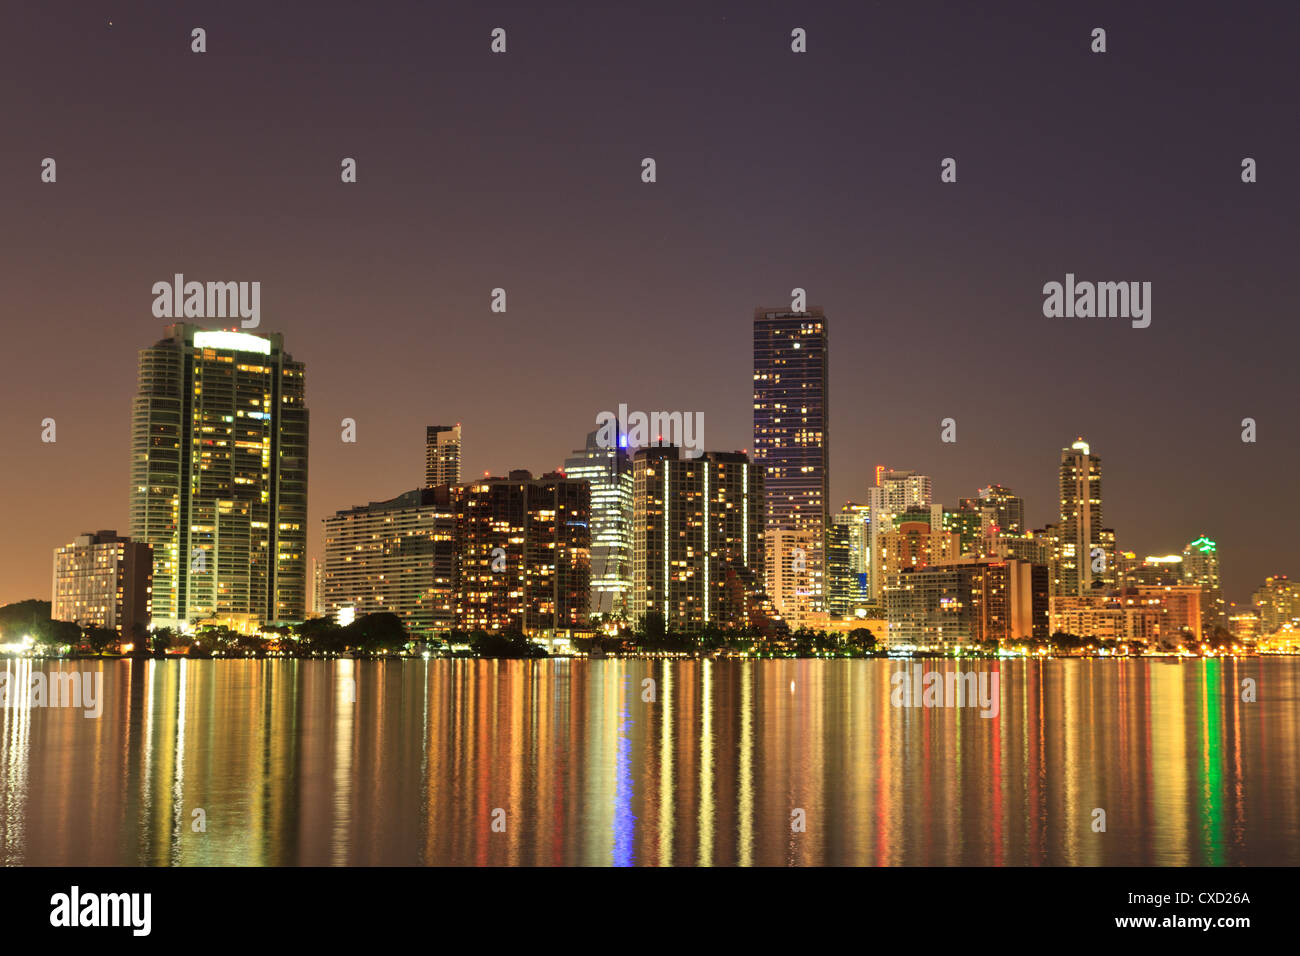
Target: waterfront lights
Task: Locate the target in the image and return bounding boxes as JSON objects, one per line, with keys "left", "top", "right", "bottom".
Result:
{"left": 1, "top": 635, "right": 35, "bottom": 654}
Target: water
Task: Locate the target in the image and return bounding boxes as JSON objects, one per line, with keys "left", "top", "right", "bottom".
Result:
{"left": 1, "top": 657, "right": 1297, "bottom": 866}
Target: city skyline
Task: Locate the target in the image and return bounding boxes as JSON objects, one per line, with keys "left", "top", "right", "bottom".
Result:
{"left": 3, "top": 3, "right": 1298, "bottom": 611}
{"left": 5, "top": 2, "right": 1300, "bottom": 902}
{"left": 4, "top": 314, "right": 1294, "bottom": 613}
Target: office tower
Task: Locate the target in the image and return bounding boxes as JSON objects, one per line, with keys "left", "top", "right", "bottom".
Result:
{"left": 51, "top": 531, "right": 152, "bottom": 638}
{"left": 753, "top": 308, "right": 828, "bottom": 613}
{"left": 631, "top": 447, "right": 764, "bottom": 629}
{"left": 1058, "top": 438, "right": 1104, "bottom": 595}
{"left": 1252, "top": 575, "right": 1300, "bottom": 635}
{"left": 425, "top": 424, "right": 462, "bottom": 487}
{"left": 1096, "top": 527, "right": 1118, "bottom": 589}
{"left": 1034, "top": 523, "right": 1061, "bottom": 593}
{"left": 866, "top": 469, "right": 933, "bottom": 600}
{"left": 825, "top": 522, "right": 853, "bottom": 619}
{"left": 883, "top": 558, "right": 1043, "bottom": 651}
{"left": 827, "top": 504, "right": 870, "bottom": 618}
{"left": 960, "top": 484, "right": 1025, "bottom": 535}
{"left": 1182, "top": 535, "right": 1225, "bottom": 632}
{"left": 564, "top": 430, "right": 633, "bottom": 618}
{"left": 322, "top": 487, "right": 456, "bottom": 636}
{"left": 130, "top": 324, "right": 308, "bottom": 631}
{"left": 453, "top": 471, "right": 590, "bottom": 638}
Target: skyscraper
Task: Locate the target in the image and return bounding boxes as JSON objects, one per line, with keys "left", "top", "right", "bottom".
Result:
{"left": 1251, "top": 575, "right": 1298, "bottom": 636}
{"left": 1058, "top": 438, "right": 1104, "bottom": 596}
{"left": 130, "top": 324, "right": 308, "bottom": 631}
{"left": 425, "top": 424, "right": 462, "bottom": 487}
{"left": 564, "top": 430, "right": 633, "bottom": 618}
{"left": 827, "top": 504, "right": 870, "bottom": 619}
{"left": 753, "top": 307, "right": 829, "bottom": 614}
{"left": 960, "top": 484, "right": 1026, "bottom": 535}
{"left": 453, "top": 470, "right": 590, "bottom": 638}
{"left": 1182, "top": 535, "right": 1225, "bottom": 633}
{"left": 631, "top": 447, "right": 764, "bottom": 629}
{"left": 866, "top": 469, "right": 932, "bottom": 601}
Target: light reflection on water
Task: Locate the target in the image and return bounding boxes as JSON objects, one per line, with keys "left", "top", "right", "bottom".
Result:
{"left": 1, "top": 657, "right": 1297, "bottom": 866}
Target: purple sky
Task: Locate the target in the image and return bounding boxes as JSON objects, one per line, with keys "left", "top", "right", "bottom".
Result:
{"left": 2, "top": 1, "right": 1297, "bottom": 607}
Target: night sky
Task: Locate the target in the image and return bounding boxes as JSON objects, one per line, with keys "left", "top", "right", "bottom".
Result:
{"left": 2, "top": 1, "right": 1296, "bottom": 607}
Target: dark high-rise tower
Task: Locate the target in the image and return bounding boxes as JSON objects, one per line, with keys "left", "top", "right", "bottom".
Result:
{"left": 130, "top": 324, "right": 308, "bottom": 630}
{"left": 452, "top": 470, "right": 590, "bottom": 637}
{"left": 753, "top": 307, "right": 829, "bottom": 613}
{"left": 631, "top": 447, "right": 764, "bottom": 628}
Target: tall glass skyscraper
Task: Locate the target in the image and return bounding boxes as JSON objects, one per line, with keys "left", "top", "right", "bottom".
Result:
{"left": 130, "top": 324, "right": 308, "bottom": 631}
{"left": 564, "top": 430, "right": 632, "bottom": 618}
{"left": 1182, "top": 535, "right": 1225, "bottom": 632}
{"left": 1058, "top": 438, "right": 1109, "bottom": 595}
{"left": 753, "top": 308, "right": 829, "bottom": 615}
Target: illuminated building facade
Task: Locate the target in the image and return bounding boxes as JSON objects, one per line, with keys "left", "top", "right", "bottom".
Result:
{"left": 130, "top": 324, "right": 308, "bottom": 630}
{"left": 883, "top": 558, "right": 1044, "bottom": 650}
{"left": 979, "top": 532, "right": 1051, "bottom": 567}
{"left": 51, "top": 530, "right": 152, "bottom": 638}
{"left": 1182, "top": 535, "right": 1225, "bottom": 632}
{"left": 631, "top": 447, "right": 764, "bottom": 628}
{"left": 452, "top": 471, "right": 590, "bottom": 638}
{"left": 1252, "top": 575, "right": 1300, "bottom": 635}
{"left": 425, "top": 424, "right": 462, "bottom": 487}
{"left": 322, "top": 487, "right": 456, "bottom": 636}
{"left": 826, "top": 503, "right": 871, "bottom": 619}
{"left": 879, "top": 520, "right": 962, "bottom": 578}
{"left": 959, "top": 484, "right": 1026, "bottom": 535}
{"left": 1057, "top": 439, "right": 1116, "bottom": 595}
{"left": 866, "top": 469, "right": 932, "bottom": 601}
{"left": 1051, "top": 586, "right": 1203, "bottom": 646}
{"left": 753, "top": 308, "right": 828, "bottom": 613}
{"left": 564, "top": 430, "right": 633, "bottom": 618}
{"left": 765, "top": 528, "right": 823, "bottom": 628}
